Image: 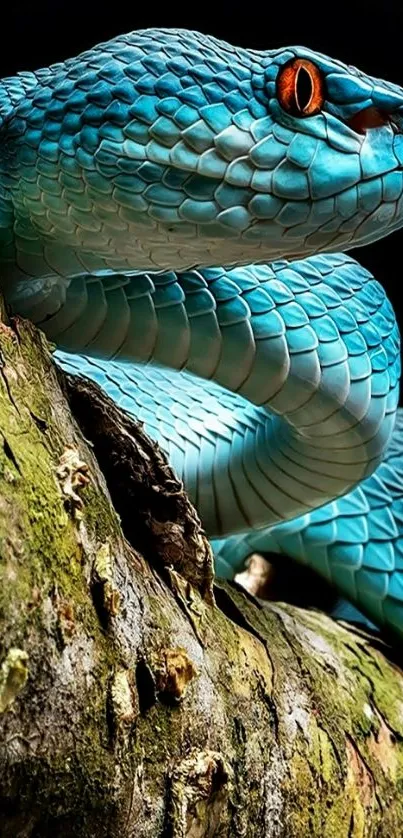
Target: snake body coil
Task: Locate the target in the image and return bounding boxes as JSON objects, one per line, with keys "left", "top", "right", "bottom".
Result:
{"left": 1, "top": 28, "right": 403, "bottom": 638}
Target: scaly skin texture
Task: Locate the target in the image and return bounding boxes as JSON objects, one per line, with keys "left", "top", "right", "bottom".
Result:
{"left": 1, "top": 28, "right": 403, "bottom": 639}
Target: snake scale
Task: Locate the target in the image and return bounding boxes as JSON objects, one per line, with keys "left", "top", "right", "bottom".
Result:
{"left": 1, "top": 27, "right": 403, "bottom": 640}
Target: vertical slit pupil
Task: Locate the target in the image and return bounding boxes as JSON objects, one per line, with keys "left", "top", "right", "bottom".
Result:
{"left": 295, "top": 66, "right": 313, "bottom": 112}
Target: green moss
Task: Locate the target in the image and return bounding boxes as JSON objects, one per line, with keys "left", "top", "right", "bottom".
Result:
{"left": 0, "top": 647, "right": 29, "bottom": 712}
{"left": 0, "top": 324, "right": 122, "bottom": 793}
{"left": 0, "top": 324, "right": 126, "bottom": 649}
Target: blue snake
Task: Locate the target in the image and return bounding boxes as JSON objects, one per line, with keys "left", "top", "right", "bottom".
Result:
{"left": 1, "top": 28, "right": 403, "bottom": 640}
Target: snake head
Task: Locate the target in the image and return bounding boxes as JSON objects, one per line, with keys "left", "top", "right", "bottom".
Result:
{"left": 257, "top": 45, "right": 403, "bottom": 255}
{"left": 88, "top": 30, "right": 403, "bottom": 269}
{"left": 6, "top": 29, "right": 403, "bottom": 273}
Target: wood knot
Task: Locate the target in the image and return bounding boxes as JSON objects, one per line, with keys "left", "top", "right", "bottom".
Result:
{"left": 92, "top": 541, "right": 120, "bottom": 625}
{"left": 169, "top": 750, "right": 231, "bottom": 837}
{"left": 56, "top": 446, "right": 90, "bottom": 519}
{"left": 109, "top": 667, "right": 138, "bottom": 730}
{"left": 154, "top": 647, "right": 197, "bottom": 704}
{"left": 0, "top": 648, "right": 29, "bottom": 713}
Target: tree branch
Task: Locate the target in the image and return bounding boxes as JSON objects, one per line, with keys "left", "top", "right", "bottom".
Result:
{"left": 1, "top": 311, "right": 403, "bottom": 838}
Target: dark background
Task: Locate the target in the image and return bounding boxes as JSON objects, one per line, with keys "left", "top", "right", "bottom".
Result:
{"left": 2, "top": 1, "right": 403, "bottom": 337}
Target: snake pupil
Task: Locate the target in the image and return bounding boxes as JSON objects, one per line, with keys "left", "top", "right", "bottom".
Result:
{"left": 295, "top": 65, "right": 313, "bottom": 113}
{"left": 277, "top": 58, "right": 325, "bottom": 118}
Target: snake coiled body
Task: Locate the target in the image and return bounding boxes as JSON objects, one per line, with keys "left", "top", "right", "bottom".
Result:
{"left": 1, "top": 28, "right": 403, "bottom": 639}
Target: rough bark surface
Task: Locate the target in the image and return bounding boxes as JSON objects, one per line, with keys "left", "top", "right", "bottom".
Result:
{"left": 1, "top": 307, "right": 403, "bottom": 838}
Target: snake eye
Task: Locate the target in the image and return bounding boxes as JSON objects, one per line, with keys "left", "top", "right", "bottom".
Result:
{"left": 276, "top": 58, "right": 325, "bottom": 117}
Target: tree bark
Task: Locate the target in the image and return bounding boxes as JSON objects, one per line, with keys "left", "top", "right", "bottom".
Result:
{"left": 1, "top": 304, "right": 403, "bottom": 838}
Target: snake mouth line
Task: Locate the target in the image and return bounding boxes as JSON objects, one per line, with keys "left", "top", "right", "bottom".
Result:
{"left": 347, "top": 106, "right": 403, "bottom": 134}
{"left": 302, "top": 164, "right": 403, "bottom": 205}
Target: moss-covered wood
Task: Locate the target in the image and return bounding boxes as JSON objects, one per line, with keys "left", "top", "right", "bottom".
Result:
{"left": 1, "top": 309, "right": 403, "bottom": 838}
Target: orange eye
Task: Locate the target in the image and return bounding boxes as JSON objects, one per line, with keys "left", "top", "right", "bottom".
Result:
{"left": 276, "top": 58, "right": 326, "bottom": 117}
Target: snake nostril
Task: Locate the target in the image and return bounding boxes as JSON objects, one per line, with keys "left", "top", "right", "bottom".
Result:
{"left": 347, "top": 106, "right": 391, "bottom": 134}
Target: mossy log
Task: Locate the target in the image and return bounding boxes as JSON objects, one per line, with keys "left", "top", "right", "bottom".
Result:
{"left": 1, "top": 305, "right": 403, "bottom": 838}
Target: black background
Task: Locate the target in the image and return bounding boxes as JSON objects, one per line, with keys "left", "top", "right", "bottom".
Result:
{"left": 2, "top": 1, "right": 403, "bottom": 349}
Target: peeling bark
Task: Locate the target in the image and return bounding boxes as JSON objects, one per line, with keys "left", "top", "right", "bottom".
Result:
{"left": 0, "top": 309, "right": 403, "bottom": 838}
{"left": 62, "top": 371, "right": 214, "bottom": 602}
